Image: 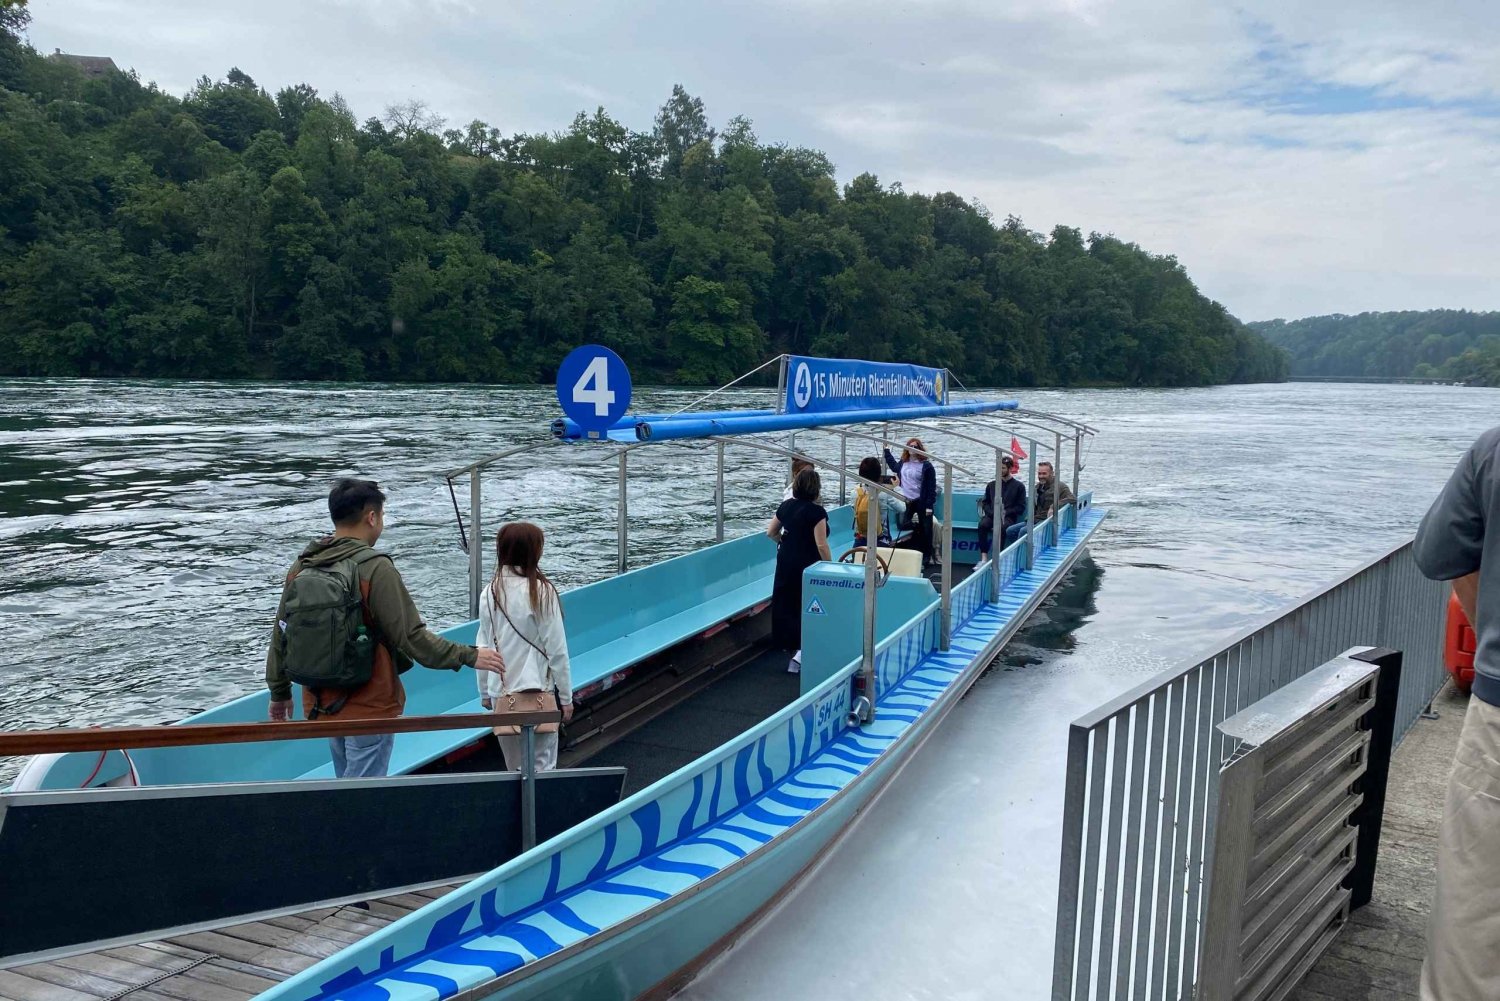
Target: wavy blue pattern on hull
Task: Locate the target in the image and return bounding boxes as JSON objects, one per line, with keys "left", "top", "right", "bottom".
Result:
{"left": 264, "top": 499, "right": 1105, "bottom": 1001}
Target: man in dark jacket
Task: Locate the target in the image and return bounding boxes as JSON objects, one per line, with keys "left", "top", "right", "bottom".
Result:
{"left": 266, "top": 478, "right": 503, "bottom": 778}
{"left": 1413, "top": 426, "right": 1500, "bottom": 997}
{"left": 979, "top": 455, "right": 1028, "bottom": 555}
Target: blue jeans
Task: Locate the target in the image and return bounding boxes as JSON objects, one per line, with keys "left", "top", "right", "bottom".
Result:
{"left": 329, "top": 733, "right": 394, "bottom": 778}
{"left": 1004, "top": 522, "right": 1027, "bottom": 545}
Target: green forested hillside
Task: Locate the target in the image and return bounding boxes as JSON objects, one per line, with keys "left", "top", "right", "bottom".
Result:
{"left": 0, "top": 13, "right": 1286, "bottom": 386}
{"left": 1250, "top": 311, "right": 1500, "bottom": 386}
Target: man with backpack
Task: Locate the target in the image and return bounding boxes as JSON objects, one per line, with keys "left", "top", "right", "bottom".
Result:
{"left": 265, "top": 478, "right": 505, "bottom": 778}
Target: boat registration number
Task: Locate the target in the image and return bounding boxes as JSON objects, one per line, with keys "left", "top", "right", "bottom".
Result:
{"left": 813, "top": 686, "right": 849, "bottom": 743}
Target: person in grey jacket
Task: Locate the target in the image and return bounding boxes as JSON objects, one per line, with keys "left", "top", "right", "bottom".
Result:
{"left": 1412, "top": 425, "right": 1500, "bottom": 1000}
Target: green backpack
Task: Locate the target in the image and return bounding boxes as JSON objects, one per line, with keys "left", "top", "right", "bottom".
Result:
{"left": 280, "top": 549, "right": 384, "bottom": 714}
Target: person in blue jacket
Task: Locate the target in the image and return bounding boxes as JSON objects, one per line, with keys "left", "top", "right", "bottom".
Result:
{"left": 885, "top": 437, "right": 937, "bottom": 569}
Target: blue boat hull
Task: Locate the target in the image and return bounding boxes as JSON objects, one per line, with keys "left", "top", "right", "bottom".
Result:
{"left": 259, "top": 500, "right": 1105, "bottom": 1001}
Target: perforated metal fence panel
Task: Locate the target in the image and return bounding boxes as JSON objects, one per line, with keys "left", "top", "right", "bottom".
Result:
{"left": 1195, "top": 651, "right": 1397, "bottom": 1001}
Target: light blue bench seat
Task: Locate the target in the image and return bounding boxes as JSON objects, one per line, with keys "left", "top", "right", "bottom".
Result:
{"left": 31, "top": 508, "right": 857, "bottom": 788}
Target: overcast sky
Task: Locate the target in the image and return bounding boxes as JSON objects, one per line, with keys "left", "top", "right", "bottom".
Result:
{"left": 26, "top": 0, "right": 1500, "bottom": 321}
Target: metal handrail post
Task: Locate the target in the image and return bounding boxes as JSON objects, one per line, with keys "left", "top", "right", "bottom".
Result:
{"left": 1072, "top": 430, "right": 1082, "bottom": 506}
{"left": 520, "top": 724, "right": 537, "bottom": 850}
{"left": 860, "top": 478, "right": 880, "bottom": 721}
{"left": 617, "top": 452, "right": 628, "bottom": 575}
{"left": 1025, "top": 438, "right": 1038, "bottom": 571}
{"left": 991, "top": 449, "right": 1004, "bottom": 599}
{"left": 941, "top": 463, "right": 953, "bottom": 650}
{"left": 1053, "top": 430, "right": 1062, "bottom": 531}
{"left": 839, "top": 435, "right": 847, "bottom": 505}
{"left": 468, "top": 470, "right": 482, "bottom": 619}
{"left": 715, "top": 441, "right": 725, "bottom": 543}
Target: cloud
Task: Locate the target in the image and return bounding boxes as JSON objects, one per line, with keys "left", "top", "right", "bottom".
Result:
{"left": 23, "top": 0, "right": 1500, "bottom": 320}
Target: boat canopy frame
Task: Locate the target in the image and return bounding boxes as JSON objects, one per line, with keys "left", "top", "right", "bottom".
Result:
{"left": 441, "top": 369, "right": 1093, "bottom": 730}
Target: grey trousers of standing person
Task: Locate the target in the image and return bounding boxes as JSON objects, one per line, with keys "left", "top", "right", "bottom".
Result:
{"left": 1421, "top": 695, "right": 1500, "bottom": 1000}
{"left": 328, "top": 733, "right": 395, "bottom": 778}
{"left": 498, "top": 731, "right": 558, "bottom": 773}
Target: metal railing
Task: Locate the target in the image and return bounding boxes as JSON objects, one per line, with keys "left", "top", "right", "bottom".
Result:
{"left": 1051, "top": 539, "right": 1448, "bottom": 1001}
{"left": 1197, "top": 648, "right": 1398, "bottom": 1001}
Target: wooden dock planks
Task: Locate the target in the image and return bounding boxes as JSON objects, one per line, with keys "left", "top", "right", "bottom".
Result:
{"left": 0, "top": 886, "right": 459, "bottom": 1001}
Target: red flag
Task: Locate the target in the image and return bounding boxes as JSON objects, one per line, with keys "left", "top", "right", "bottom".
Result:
{"left": 1011, "top": 436, "right": 1027, "bottom": 461}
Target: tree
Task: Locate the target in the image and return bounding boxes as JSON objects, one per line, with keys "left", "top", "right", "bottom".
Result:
{"left": 382, "top": 98, "right": 445, "bottom": 139}
{"left": 0, "top": 0, "right": 29, "bottom": 39}
{"left": 274, "top": 83, "right": 319, "bottom": 141}
{"left": 185, "top": 70, "right": 280, "bottom": 152}
{"left": 666, "top": 276, "right": 762, "bottom": 384}
{"left": 653, "top": 84, "right": 714, "bottom": 177}
{"left": 444, "top": 119, "right": 502, "bottom": 158}
{"left": 0, "top": 38, "right": 1288, "bottom": 388}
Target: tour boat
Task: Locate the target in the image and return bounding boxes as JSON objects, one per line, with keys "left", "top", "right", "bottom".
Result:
{"left": 0, "top": 352, "right": 1106, "bottom": 1001}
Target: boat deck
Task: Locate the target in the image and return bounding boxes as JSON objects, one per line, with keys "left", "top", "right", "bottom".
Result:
{"left": 0, "top": 887, "right": 461, "bottom": 1001}
{"left": 0, "top": 560, "right": 979, "bottom": 1001}
{"left": 587, "top": 646, "right": 803, "bottom": 797}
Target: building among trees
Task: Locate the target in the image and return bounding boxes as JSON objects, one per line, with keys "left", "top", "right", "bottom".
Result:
{"left": 46, "top": 48, "right": 117, "bottom": 77}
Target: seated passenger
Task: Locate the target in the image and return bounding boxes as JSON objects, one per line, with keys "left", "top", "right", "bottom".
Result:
{"left": 978, "top": 454, "right": 1029, "bottom": 556}
{"left": 477, "top": 522, "right": 574, "bottom": 773}
{"left": 884, "top": 438, "right": 937, "bottom": 570}
{"left": 768, "top": 468, "right": 831, "bottom": 675}
{"left": 853, "top": 457, "right": 904, "bottom": 548}
{"left": 1034, "top": 461, "right": 1075, "bottom": 520}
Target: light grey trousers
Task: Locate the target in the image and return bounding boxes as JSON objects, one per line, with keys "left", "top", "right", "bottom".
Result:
{"left": 497, "top": 730, "right": 558, "bottom": 773}
{"left": 1421, "top": 695, "right": 1500, "bottom": 1000}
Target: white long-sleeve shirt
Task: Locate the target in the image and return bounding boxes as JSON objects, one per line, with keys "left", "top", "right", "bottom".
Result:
{"left": 476, "top": 570, "right": 573, "bottom": 706}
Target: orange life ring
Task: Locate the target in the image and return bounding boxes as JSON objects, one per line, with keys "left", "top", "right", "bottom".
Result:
{"left": 1444, "top": 592, "right": 1477, "bottom": 693}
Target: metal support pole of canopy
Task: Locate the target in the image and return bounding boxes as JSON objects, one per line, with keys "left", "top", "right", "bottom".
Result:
{"left": 715, "top": 441, "right": 726, "bottom": 543}
{"left": 860, "top": 478, "right": 880, "bottom": 723}
{"left": 468, "top": 470, "right": 482, "bottom": 619}
{"left": 520, "top": 725, "right": 537, "bottom": 850}
{"left": 1053, "top": 430, "right": 1062, "bottom": 530}
{"left": 1025, "top": 440, "right": 1038, "bottom": 571}
{"left": 940, "top": 463, "right": 953, "bottom": 651}
{"left": 839, "top": 435, "right": 847, "bottom": 505}
{"left": 991, "top": 449, "right": 1004, "bottom": 599}
{"left": 1073, "top": 431, "right": 1082, "bottom": 510}
{"left": 617, "top": 452, "right": 628, "bottom": 575}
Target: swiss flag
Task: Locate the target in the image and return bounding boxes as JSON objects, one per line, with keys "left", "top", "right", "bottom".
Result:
{"left": 1011, "top": 436, "right": 1028, "bottom": 461}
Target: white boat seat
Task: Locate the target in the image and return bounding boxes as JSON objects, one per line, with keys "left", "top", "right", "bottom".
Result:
{"left": 850, "top": 546, "right": 924, "bottom": 578}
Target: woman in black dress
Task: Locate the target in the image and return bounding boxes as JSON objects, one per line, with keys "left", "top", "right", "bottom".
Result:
{"left": 768, "top": 467, "right": 831, "bottom": 673}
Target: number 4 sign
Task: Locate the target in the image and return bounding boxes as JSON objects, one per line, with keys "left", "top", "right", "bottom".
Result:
{"left": 556, "top": 345, "right": 633, "bottom": 438}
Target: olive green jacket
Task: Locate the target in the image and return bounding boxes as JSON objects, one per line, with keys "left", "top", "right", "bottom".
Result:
{"left": 265, "top": 535, "right": 476, "bottom": 702}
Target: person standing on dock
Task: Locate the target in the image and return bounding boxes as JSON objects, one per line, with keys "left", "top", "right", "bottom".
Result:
{"left": 265, "top": 478, "right": 504, "bottom": 778}
{"left": 1413, "top": 426, "right": 1500, "bottom": 1000}
{"left": 884, "top": 438, "right": 937, "bottom": 570}
{"left": 769, "top": 467, "right": 832, "bottom": 674}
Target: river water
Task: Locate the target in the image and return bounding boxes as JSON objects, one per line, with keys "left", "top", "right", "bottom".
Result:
{"left": 2, "top": 379, "right": 1497, "bottom": 994}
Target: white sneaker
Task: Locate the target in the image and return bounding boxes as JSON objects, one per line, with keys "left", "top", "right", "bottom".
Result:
{"left": 787, "top": 652, "right": 802, "bottom": 674}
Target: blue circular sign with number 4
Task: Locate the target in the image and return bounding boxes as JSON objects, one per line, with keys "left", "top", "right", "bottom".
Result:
{"left": 556, "top": 345, "right": 632, "bottom": 438}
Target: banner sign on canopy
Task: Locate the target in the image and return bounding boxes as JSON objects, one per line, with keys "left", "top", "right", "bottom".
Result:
{"left": 556, "top": 344, "right": 632, "bottom": 439}
{"left": 782, "top": 356, "right": 949, "bottom": 414}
